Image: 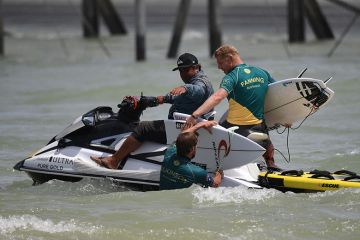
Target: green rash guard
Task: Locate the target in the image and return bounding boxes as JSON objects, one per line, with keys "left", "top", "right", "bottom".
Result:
{"left": 220, "top": 63, "right": 275, "bottom": 125}
{"left": 159, "top": 144, "right": 213, "bottom": 190}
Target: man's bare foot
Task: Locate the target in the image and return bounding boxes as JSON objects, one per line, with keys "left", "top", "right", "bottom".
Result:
{"left": 90, "top": 156, "right": 118, "bottom": 169}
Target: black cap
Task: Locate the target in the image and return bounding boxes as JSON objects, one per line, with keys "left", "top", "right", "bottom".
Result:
{"left": 172, "top": 53, "right": 199, "bottom": 71}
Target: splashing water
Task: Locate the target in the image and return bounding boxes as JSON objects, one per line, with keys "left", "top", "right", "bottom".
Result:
{"left": 192, "top": 185, "right": 279, "bottom": 206}
{"left": 0, "top": 215, "right": 102, "bottom": 235}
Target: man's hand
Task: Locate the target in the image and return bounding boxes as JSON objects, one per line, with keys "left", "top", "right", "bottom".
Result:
{"left": 217, "top": 169, "right": 224, "bottom": 179}
{"left": 156, "top": 96, "right": 164, "bottom": 104}
{"left": 170, "top": 86, "right": 187, "bottom": 96}
{"left": 183, "top": 120, "right": 217, "bottom": 134}
{"left": 183, "top": 115, "right": 198, "bottom": 130}
{"left": 200, "top": 120, "right": 217, "bottom": 134}
{"left": 212, "top": 168, "right": 223, "bottom": 188}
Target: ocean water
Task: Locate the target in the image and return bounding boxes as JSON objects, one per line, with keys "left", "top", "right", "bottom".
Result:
{"left": 1, "top": 1, "right": 360, "bottom": 239}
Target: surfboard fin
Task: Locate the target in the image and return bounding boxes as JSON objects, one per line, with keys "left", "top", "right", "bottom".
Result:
{"left": 324, "top": 76, "right": 333, "bottom": 84}
{"left": 247, "top": 132, "right": 269, "bottom": 141}
{"left": 227, "top": 126, "right": 239, "bottom": 132}
{"left": 297, "top": 67, "right": 308, "bottom": 78}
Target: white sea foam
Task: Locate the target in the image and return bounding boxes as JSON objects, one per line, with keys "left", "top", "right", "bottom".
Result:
{"left": 0, "top": 215, "right": 101, "bottom": 235}
{"left": 192, "top": 186, "right": 279, "bottom": 205}
{"left": 336, "top": 148, "right": 360, "bottom": 156}
{"left": 183, "top": 30, "right": 204, "bottom": 40}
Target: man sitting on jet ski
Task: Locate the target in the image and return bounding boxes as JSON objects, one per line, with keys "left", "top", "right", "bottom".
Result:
{"left": 91, "top": 53, "right": 214, "bottom": 169}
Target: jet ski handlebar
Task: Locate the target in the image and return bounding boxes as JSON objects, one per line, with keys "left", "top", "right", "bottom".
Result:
{"left": 117, "top": 95, "right": 160, "bottom": 110}
{"left": 116, "top": 95, "right": 161, "bottom": 123}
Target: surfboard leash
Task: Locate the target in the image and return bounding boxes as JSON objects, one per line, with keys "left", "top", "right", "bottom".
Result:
{"left": 273, "top": 127, "right": 291, "bottom": 164}
{"left": 274, "top": 104, "right": 318, "bottom": 164}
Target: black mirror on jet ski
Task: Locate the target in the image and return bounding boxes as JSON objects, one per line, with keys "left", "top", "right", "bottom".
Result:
{"left": 82, "top": 107, "right": 113, "bottom": 127}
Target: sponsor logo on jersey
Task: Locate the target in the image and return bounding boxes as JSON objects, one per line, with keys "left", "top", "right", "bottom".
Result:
{"left": 240, "top": 77, "right": 264, "bottom": 87}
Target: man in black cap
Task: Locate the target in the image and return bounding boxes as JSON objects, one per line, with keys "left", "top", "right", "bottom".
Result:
{"left": 91, "top": 53, "right": 214, "bottom": 169}
{"left": 159, "top": 52, "right": 214, "bottom": 119}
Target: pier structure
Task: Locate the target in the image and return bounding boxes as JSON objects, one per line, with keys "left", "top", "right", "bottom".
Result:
{"left": 1, "top": 0, "right": 359, "bottom": 59}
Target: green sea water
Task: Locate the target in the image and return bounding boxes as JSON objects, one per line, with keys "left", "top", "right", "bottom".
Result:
{"left": 1, "top": 2, "right": 360, "bottom": 239}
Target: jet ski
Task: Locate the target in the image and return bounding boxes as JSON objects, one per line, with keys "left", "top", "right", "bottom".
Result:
{"left": 14, "top": 95, "right": 264, "bottom": 191}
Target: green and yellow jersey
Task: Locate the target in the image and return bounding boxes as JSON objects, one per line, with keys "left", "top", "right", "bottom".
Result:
{"left": 220, "top": 63, "right": 275, "bottom": 125}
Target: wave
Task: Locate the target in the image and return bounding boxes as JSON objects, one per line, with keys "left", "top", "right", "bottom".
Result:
{"left": 0, "top": 214, "right": 101, "bottom": 235}
{"left": 336, "top": 148, "right": 360, "bottom": 157}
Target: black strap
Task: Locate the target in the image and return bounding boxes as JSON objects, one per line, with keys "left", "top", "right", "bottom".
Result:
{"left": 309, "top": 169, "right": 331, "bottom": 175}
{"left": 280, "top": 170, "right": 304, "bottom": 176}
{"left": 344, "top": 175, "right": 360, "bottom": 181}
{"left": 309, "top": 170, "right": 334, "bottom": 180}
{"left": 261, "top": 171, "right": 272, "bottom": 188}
{"left": 333, "top": 170, "right": 357, "bottom": 176}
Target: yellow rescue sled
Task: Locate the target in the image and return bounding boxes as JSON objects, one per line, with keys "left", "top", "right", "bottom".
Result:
{"left": 258, "top": 169, "right": 360, "bottom": 193}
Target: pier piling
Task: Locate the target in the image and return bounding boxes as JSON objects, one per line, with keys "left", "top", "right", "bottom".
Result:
{"left": 167, "top": 0, "right": 191, "bottom": 58}
{"left": 288, "top": 0, "right": 305, "bottom": 43}
{"left": 208, "top": 0, "right": 222, "bottom": 56}
{"left": 0, "top": 0, "right": 3, "bottom": 55}
{"left": 98, "top": 0, "right": 127, "bottom": 35}
{"left": 82, "top": 0, "right": 99, "bottom": 38}
{"left": 304, "top": 0, "right": 334, "bottom": 40}
{"left": 135, "top": 0, "right": 146, "bottom": 61}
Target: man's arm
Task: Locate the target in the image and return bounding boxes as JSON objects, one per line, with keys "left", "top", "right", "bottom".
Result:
{"left": 158, "top": 83, "right": 205, "bottom": 104}
{"left": 185, "top": 88, "right": 228, "bottom": 127}
{"left": 182, "top": 120, "right": 217, "bottom": 134}
{"left": 193, "top": 88, "right": 228, "bottom": 118}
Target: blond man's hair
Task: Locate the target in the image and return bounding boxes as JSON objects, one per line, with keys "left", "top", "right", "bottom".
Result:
{"left": 214, "top": 44, "right": 239, "bottom": 59}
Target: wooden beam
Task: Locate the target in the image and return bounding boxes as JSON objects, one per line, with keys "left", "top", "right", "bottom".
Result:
{"left": 326, "top": 0, "right": 360, "bottom": 14}
{"left": 208, "top": 0, "right": 222, "bottom": 56}
{"left": 82, "top": 0, "right": 99, "bottom": 38}
{"left": 288, "top": 0, "right": 305, "bottom": 43}
{"left": 98, "top": 0, "right": 127, "bottom": 35}
{"left": 135, "top": 0, "right": 146, "bottom": 61}
{"left": 304, "top": 0, "right": 334, "bottom": 40}
{"left": 167, "top": 0, "right": 191, "bottom": 58}
{"left": 0, "top": 0, "right": 4, "bottom": 55}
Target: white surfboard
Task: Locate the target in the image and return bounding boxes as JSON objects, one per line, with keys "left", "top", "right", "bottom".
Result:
{"left": 219, "top": 77, "right": 334, "bottom": 130}
{"left": 264, "top": 78, "right": 334, "bottom": 129}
